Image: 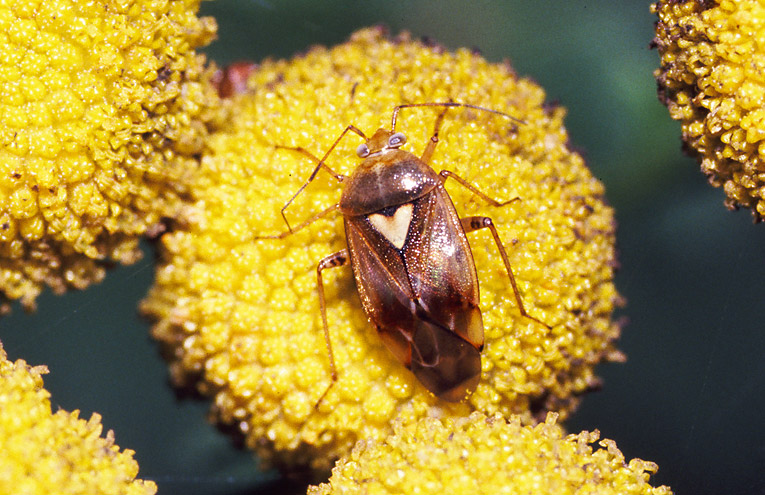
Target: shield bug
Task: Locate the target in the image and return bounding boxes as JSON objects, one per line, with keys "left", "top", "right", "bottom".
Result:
{"left": 259, "top": 102, "right": 547, "bottom": 402}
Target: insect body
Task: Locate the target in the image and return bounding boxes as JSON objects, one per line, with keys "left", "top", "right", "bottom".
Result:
{"left": 261, "top": 103, "right": 546, "bottom": 402}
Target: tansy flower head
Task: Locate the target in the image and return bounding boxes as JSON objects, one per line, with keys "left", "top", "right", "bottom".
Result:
{"left": 0, "top": 0, "right": 221, "bottom": 311}
{"left": 0, "top": 341, "right": 156, "bottom": 494}
{"left": 652, "top": 0, "right": 765, "bottom": 218}
{"left": 141, "top": 27, "right": 622, "bottom": 472}
{"left": 309, "top": 412, "right": 672, "bottom": 495}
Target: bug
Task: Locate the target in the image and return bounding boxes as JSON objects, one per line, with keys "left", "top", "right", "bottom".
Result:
{"left": 259, "top": 102, "right": 547, "bottom": 402}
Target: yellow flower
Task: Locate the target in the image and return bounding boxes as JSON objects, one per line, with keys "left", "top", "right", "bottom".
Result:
{"left": 309, "top": 412, "right": 672, "bottom": 495}
{"left": 652, "top": 0, "right": 765, "bottom": 218}
{"left": 0, "top": 0, "right": 221, "bottom": 311}
{"left": 141, "top": 27, "right": 622, "bottom": 472}
{"left": 0, "top": 341, "right": 156, "bottom": 494}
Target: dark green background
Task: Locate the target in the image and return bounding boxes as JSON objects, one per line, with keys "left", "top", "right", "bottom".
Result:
{"left": 2, "top": 1, "right": 764, "bottom": 494}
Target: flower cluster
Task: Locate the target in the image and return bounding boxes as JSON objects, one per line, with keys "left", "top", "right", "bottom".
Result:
{"left": 0, "top": 340, "right": 156, "bottom": 495}
{"left": 309, "top": 412, "right": 671, "bottom": 495}
{"left": 653, "top": 0, "right": 765, "bottom": 218}
{"left": 141, "top": 27, "right": 622, "bottom": 471}
{"left": 0, "top": 2, "right": 673, "bottom": 490}
{"left": 0, "top": 0, "right": 221, "bottom": 311}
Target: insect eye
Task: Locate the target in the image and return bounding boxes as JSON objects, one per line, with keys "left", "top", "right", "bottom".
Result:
{"left": 388, "top": 132, "right": 407, "bottom": 148}
{"left": 356, "top": 142, "right": 370, "bottom": 158}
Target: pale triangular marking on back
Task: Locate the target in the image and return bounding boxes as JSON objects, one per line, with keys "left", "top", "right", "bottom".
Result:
{"left": 368, "top": 203, "right": 414, "bottom": 249}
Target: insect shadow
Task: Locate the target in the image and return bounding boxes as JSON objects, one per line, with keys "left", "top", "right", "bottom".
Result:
{"left": 257, "top": 102, "right": 549, "bottom": 404}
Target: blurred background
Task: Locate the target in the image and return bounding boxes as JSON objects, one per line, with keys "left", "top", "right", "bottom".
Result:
{"left": 2, "top": 1, "right": 764, "bottom": 494}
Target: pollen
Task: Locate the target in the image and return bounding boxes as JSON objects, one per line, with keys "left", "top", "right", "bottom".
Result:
{"left": 0, "top": 0, "right": 221, "bottom": 311}
{"left": 0, "top": 340, "right": 156, "bottom": 495}
{"left": 309, "top": 412, "right": 672, "bottom": 495}
{"left": 141, "top": 27, "right": 622, "bottom": 472}
{"left": 652, "top": 0, "right": 765, "bottom": 218}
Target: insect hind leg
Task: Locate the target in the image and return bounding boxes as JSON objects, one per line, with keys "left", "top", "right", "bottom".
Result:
{"left": 461, "top": 216, "right": 549, "bottom": 330}
{"left": 314, "top": 248, "right": 350, "bottom": 408}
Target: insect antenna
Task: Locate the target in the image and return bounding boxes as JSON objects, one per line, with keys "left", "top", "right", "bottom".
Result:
{"left": 264, "top": 124, "right": 367, "bottom": 236}
{"left": 273, "top": 145, "right": 345, "bottom": 233}
{"left": 390, "top": 102, "right": 525, "bottom": 133}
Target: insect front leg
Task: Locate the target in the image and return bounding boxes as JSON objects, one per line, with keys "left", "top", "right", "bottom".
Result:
{"left": 315, "top": 248, "right": 350, "bottom": 407}
{"left": 268, "top": 123, "right": 367, "bottom": 234}
{"left": 460, "top": 216, "right": 549, "bottom": 329}
{"left": 274, "top": 145, "right": 346, "bottom": 182}
{"left": 255, "top": 203, "right": 340, "bottom": 239}
{"left": 439, "top": 170, "right": 520, "bottom": 207}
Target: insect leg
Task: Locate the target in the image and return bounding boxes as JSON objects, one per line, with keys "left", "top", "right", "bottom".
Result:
{"left": 255, "top": 203, "right": 340, "bottom": 239}
{"left": 315, "top": 248, "right": 350, "bottom": 407}
{"left": 461, "top": 216, "right": 549, "bottom": 329}
{"left": 276, "top": 124, "right": 367, "bottom": 233}
{"left": 439, "top": 170, "right": 520, "bottom": 207}
{"left": 275, "top": 145, "right": 346, "bottom": 182}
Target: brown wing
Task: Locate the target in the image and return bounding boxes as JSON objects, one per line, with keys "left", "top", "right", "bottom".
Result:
{"left": 344, "top": 186, "right": 484, "bottom": 401}
{"left": 403, "top": 185, "right": 484, "bottom": 350}
{"left": 344, "top": 215, "right": 417, "bottom": 365}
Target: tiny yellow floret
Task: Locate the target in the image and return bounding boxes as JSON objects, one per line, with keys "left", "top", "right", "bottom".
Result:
{"left": 309, "top": 412, "right": 672, "bottom": 495}
{"left": 0, "top": 340, "right": 156, "bottom": 495}
{"left": 142, "top": 27, "right": 622, "bottom": 472}
{"left": 653, "top": 0, "right": 765, "bottom": 218}
{"left": 0, "top": 0, "right": 221, "bottom": 311}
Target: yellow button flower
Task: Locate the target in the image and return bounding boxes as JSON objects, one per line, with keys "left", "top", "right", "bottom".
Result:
{"left": 309, "top": 412, "right": 672, "bottom": 495}
{"left": 653, "top": 0, "right": 765, "bottom": 218}
{"left": 0, "top": 0, "right": 221, "bottom": 311}
{"left": 141, "top": 27, "right": 622, "bottom": 472}
{"left": 0, "top": 341, "right": 156, "bottom": 494}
